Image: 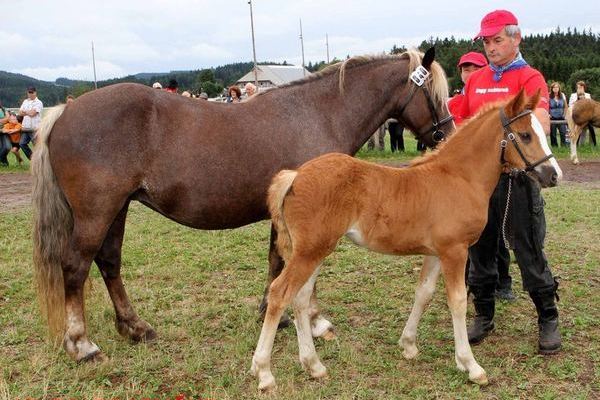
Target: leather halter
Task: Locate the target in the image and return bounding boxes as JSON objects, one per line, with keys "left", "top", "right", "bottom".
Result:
{"left": 499, "top": 108, "right": 555, "bottom": 171}
{"left": 396, "top": 66, "right": 454, "bottom": 145}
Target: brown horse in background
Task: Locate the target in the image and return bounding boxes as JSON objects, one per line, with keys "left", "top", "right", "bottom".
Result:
{"left": 31, "top": 48, "right": 452, "bottom": 362}
{"left": 252, "top": 89, "right": 561, "bottom": 391}
{"left": 568, "top": 98, "right": 600, "bottom": 164}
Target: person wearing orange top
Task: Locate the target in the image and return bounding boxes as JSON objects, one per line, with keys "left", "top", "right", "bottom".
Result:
{"left": 2, "top": 113, "right": 23, "bottom": 165}
{"left": 448, "top": 52, "right": 487, "bottom": 125}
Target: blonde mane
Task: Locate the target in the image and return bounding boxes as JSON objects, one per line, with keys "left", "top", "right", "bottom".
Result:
{"left": 266, "top": 50, "right": 448, "bottom": 106}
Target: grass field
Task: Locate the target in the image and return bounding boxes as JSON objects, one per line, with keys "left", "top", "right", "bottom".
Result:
{"left": 0, "top": 138, "right": 599, "bottom": 399}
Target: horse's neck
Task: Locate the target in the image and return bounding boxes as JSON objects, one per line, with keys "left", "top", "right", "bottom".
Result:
{"left": 273, "top": 61, "right": 408, "bottom": 154}
{"left": 432, "top": 114, "right": 505, "bottom": 193}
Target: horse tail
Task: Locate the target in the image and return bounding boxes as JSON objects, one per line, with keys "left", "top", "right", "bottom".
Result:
{"left": 31, "top": 104, "right": 71, "bottom": 339}
{"left": 267, "top": 170, "right": 298, "bottom": 261}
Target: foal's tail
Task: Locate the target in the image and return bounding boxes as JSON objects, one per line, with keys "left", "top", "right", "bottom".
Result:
{"left": 31, "top": 104, "right": 71, "bottom": 338}
{"left": 267, "top": 170, "right": 298, "bottom": 261}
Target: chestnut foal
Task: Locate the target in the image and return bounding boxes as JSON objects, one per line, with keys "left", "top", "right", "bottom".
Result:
{"left": 252, "top": 89, "right": 561, "bottom": 391}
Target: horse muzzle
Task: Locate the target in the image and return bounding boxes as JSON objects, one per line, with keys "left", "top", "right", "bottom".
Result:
{"left": 532, "top": 164, "right": 561, "bottom": 188}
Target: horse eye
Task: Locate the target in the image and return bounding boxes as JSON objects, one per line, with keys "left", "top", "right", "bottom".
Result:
{"left": 520, "top": 132, "right": 532, "bottom": 143}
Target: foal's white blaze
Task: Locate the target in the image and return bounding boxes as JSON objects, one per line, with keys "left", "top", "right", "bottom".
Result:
{"left": 531, "top": 114, "right": 563, "bottom": 181}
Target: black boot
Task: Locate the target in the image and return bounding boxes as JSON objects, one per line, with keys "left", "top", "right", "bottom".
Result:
{"left": 529, "top": 285, "right": 561, "bottom": 354}
{"left": 468, "top": 284, "right": 496, "bottom": 345}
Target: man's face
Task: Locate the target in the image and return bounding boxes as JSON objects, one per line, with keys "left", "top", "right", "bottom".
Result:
{"left": 27, "top": 90, "right": 36, "bottom": 99}
{"left": 482, "top": 28, "right": 520, "bottom": 66}
{"left": 460, "top": 64, "right": 481, "bottom": 84}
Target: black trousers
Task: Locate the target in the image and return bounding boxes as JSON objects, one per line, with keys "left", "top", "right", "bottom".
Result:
{"left": 468, "top": 173, "right": 555, "bottom": 292}
{"left": 388, "top": 121, "right": 404, "bottom": 152}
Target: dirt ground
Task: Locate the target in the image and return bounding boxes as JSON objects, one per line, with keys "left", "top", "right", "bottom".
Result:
{"left": 1, "top": 160, "right": 599, "bottom": 212}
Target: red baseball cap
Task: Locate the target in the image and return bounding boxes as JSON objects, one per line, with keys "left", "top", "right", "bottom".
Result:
{"left": 474, "top": 10, "right": 518, "bottom": 40}
{"left": 457, "top": 52, "right": 488, "bottom": 68}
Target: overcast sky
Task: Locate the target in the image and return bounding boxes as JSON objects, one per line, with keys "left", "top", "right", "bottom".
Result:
{"left": 4, "top": 0, "right": 599, "bottom": 82}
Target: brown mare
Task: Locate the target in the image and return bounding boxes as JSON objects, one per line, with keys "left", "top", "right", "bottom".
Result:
{"left": 252, "top": 89, "right": 562, "bottom": 391}
{"left": 31, "top": 48, "right": 453, "bottom": 362}
{"left": 568, "top": 98, "right": 600, "bottom": 164}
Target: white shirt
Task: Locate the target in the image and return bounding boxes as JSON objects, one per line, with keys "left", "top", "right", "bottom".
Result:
{"left": 568, "top": 92, "right": 591, "bottom": 107}
{"left": 19, "top": 97, "right": 43, "bottom": 130}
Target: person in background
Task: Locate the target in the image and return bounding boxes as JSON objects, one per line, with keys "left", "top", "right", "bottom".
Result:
{"left": 227, "top": 86, "right": 242, "bottom": 103}
{"left": 2, "top": 113, "right": 23, "bottom": 165}
{"left": 181, "top": 91, "right": 192, "bottom": 98}
{"left": 568, "top": 80, "right": 596, "bottom": 146}
{"left": 388, "top": 119, "right": 404, "bottom": 152}
{"left": 458, "top": 9, "right": 562, "bottom": 355}
{"left": 165, "top": 79, "right": 179, "bottom": 94}
{"left": 448, "top": 51, "right": 488, "bottom": 125}
{"left": 0, "top": 101, "right": 10, "bottom": 166}
{"left": 18, "top": 86, "right": 43, "bottom": 160}
{"left": 66, "top": 95, "right": 75, "bottom": 104}
{"left": 245, "top": 82, "right": 257, "bottom": 98}
{"left": 548, "top": 82, "right": 569, "bottom": 147}
{"left": 198, "top": 92, "right": 209, "bottom": 100}
{"left": 152, "top": 82, "right": 163, "bottom": 89}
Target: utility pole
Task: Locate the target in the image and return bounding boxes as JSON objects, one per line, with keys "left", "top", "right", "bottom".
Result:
{"left": 299, "top": 18, "right": 306, "bottom": 76}
{"left": 326, "top": 33, "right": 330, "bottom": 63}
{"left": 91, "top": 41, "right": 98, "bottom": 89}
{"left": 248, "top": 1, "right": 258, "bottom": 87}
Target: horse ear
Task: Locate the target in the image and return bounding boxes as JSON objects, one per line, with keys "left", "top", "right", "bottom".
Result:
{"left": 526, "top": 89, "right": 542, "bottom": 110}
{"left": 422, "top": 47, "right": 435, "bottom": 70}
{"left": 505, "top": 87, "right": 527, "bottom": 116}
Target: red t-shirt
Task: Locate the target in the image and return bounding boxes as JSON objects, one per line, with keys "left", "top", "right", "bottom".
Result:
{"left": 458, "top": 65, "right": 549, "bottom": 121}
{"left": 448, "top": 93, "right": 465, "bottom": 125}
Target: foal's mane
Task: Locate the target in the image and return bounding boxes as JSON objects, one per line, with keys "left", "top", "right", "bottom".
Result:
{"left": 256, "top": 50, "right": 448, "bottom": 107}
{"left": 410, "top": 101, "right": 503, "bottom": 167}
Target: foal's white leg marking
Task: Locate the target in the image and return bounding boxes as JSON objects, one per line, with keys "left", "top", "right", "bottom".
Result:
{"left": 570, "top": 138, "right": 579, "bottom": 164}
{"left": 531, "top": 114, "right": 563, "bottom": 180}
{"left": 311, "top": 315, "right": 335, "bottom": 339}
{"left": 400, "top": 256, "right": 441, "bottom": 359}
{"left": 251, "top": 287, "right": 288, "bottom": 391}
{"left": 447, "top": 287, "right": 488, "bottom": 385}
{"left": 293, "top": 268, "right": 327, "bottom": 378}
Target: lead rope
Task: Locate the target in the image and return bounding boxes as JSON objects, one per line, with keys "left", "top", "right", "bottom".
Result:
{"left": 501, "top": 174, "right": 513, "bottom": 250}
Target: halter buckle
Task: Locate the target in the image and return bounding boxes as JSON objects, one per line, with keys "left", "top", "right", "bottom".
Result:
{"left": 507, "top": 132, "right": 516, "bottom": 141}
{"left": 410, "top": 66, "right": 429, "bottom": 87}
{"left": 500, "top": 139, "right": 507, "bottom": 148}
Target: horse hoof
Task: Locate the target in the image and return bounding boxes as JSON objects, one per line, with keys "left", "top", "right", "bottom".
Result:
{"left": 469, "top": 371, "right": 489, "bottom": 386}
{"left": 277, "top": 313, "right": 293, "bottom": 330}
{"left": 309, "top": 363, "right": 328, "bottom": 379}
{"left": 117, "top": 318, "right": 157, "bottom": 343}
{"left": 321, "top": 329, "right": 337, "bottom": 341}
{"left": 78, "top": 350, "right": 107, "bottom": 364}
{"left": 402, "top": 347, "right": 419, "bottom": 360}
{"left": 258, "top": 376, "right": 277, "bottom": 392}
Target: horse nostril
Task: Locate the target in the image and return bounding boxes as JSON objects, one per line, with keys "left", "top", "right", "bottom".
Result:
{"left": 551, "top": 173, "right": 558, "bottom": 184}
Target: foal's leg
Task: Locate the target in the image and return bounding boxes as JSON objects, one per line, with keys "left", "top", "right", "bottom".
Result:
{"left": 94, "top": 202, "right": 156, "bottom": 342}
{"left": 258, "top": 224, "right": 292, "bottom": 329}
{"left": 400, "top": 255, "right": 441, "bottom": 359}
{"left": 570, "top": 124, "right": 583, "bottom": 164}
{"left": 440, "top": 248, "right": 487, "bottom": 385}
{"left": 293, "top": 267, "right": 328, "bottom": 378}
{"left": 63, "top": 215, "right": 114, "bottom": 362}
{"left": 251, "top": 254, "right": 325, "bottom": 391}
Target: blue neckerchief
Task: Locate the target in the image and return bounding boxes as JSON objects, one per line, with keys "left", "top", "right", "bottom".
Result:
{"left": 489, "top": 52, "right": 528, "bottom": 82}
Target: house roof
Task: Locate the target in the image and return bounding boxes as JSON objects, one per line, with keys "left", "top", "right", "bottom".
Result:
{"left": 237, "top": 65, "right": 310, "bottom": 86}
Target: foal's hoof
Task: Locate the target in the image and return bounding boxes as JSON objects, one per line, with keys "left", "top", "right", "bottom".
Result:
{"left": 321, "top": 329, "right": 337, "bottom": 341}
{"left": 469, "top": 370, "right": 489, "bottom": 386}
{"left": 402, "top": 346, "right": 419, "bottom": 360}
{"left": 311, "top": 316, "right": 336, "bottom": 340}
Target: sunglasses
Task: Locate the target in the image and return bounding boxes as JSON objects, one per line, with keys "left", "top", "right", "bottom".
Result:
{"left": 28, "top": 90, "right": 35, "bottom": 94}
